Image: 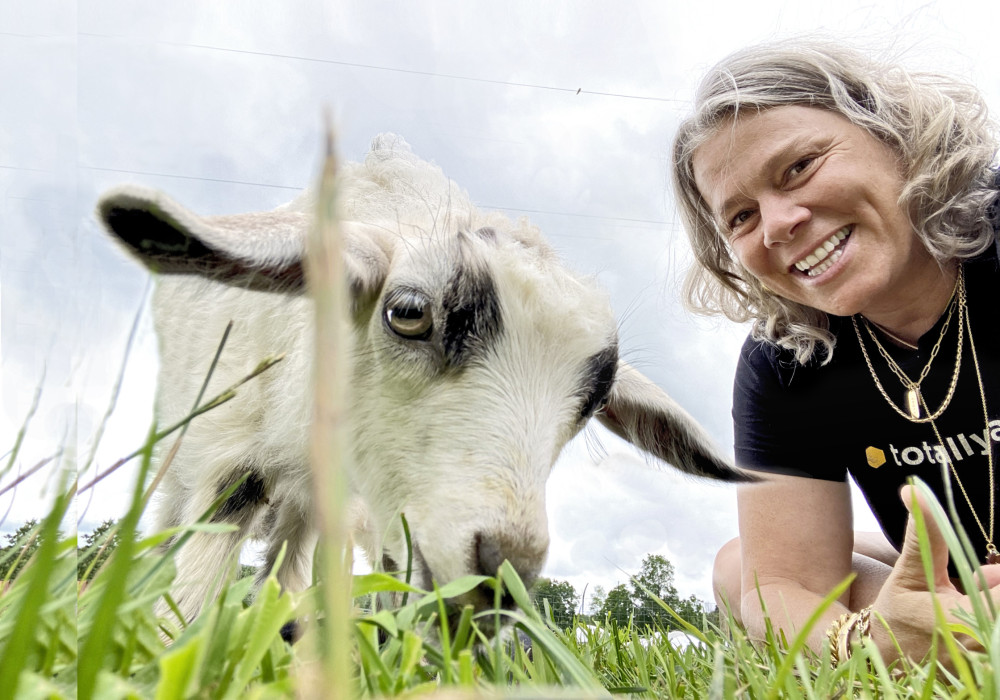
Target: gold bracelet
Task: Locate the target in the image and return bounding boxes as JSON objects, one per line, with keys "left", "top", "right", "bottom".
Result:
{"left": 827, "top": 612, "right": 852, "bottom": 666}
{"left": 827, "top": 606, "right": 873, "bottom": 666}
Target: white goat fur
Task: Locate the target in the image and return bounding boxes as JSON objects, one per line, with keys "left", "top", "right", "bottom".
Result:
{"left": 97, "top": 135, "right": 741, "bottom": 626}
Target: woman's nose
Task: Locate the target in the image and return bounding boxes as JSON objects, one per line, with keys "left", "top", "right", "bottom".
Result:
{"left": 760, "top": 194, "right": 809, "bottom": 248}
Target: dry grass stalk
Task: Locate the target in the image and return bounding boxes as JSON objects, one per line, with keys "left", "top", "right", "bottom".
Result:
{"left": 301, "top": 122, "right": 354, "bottom": 697}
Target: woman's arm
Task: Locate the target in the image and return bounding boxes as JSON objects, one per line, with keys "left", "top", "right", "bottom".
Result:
{"left": 737, "top": 473, "right": 857, "bottom": 653}
{"left": 739, "top": 476, "right": 1000, "bottom": 663}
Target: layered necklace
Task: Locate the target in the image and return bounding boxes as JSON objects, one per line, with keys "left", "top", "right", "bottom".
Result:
{"left": 852, "top": 266, "right": 999, "bottom": 565}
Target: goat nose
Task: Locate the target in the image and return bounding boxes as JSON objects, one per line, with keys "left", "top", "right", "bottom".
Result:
{"left": 474, "top": 530, "right": 547, "bottom": 590}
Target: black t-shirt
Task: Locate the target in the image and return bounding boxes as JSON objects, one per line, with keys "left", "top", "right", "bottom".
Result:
{"left": 733, "top": 250, "right": 1000, "bottom": 562}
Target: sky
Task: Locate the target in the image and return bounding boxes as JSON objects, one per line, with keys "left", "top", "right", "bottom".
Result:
{"left": 3, "top": 0, "right": 1000, "bottom": 609}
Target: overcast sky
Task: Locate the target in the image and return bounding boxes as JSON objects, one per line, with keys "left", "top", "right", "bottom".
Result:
{"left": 3, "top": 0, "right": 999, "bottom": 607}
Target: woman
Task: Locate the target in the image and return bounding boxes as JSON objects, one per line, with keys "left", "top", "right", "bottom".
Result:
{"left": 672, "top": 39, "right": 1000, "bottom": 663}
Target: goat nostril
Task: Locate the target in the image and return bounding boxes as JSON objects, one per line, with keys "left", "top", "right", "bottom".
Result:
{"left": 477, "top": 581, "right": 516, "bottom": 609}
{"left": 473, "top": 531, "right": 541, "bottom": 592}
{"left": 475, "top": 531, "right": 503, "bottom": 578}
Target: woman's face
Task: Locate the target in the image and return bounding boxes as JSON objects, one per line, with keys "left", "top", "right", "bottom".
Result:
{"left": 692, "top": 105, "right": 940, "bottom": 323}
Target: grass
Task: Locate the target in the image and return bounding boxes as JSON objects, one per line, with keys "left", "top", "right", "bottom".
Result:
{"left": 4, "top": 421, "right": 1000, "bottom": 699}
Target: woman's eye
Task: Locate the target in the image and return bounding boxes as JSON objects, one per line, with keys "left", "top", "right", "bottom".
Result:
{"left": 384, "top": 291, "right": 433, "bottom": 340}
{"left": 728, "top": 209, "right": 754, "bottom": 231}
{"left": 787, "top": 157, "right": 813, "bottom": 179}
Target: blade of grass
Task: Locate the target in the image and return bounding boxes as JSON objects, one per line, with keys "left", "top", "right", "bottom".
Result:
{"left": 76, "top": 426, "right": 156, "bottom": 700}
{"left": 907, "top": 482, "right": 979, "bottom": 697}
{"left": 78, "top": 280, "right": 151, "bottom": 489}
{"left": 0, "top": 488, "right": 70, "bottom": 700}
{"left": 302, "top": 118, "right": 353, "bottom": 699}
{"left": 765, "top": 574, "right": 854, "bottom": 700}
{"left": 0, "top": 374, "right": 42, "bottom": 485}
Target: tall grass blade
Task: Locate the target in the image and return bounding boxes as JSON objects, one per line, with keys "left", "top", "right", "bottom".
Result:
{"left": 302, "top": 118, "right": 353, "bottom": 698}
{"left": 76, "top": 426, "right": 156, "bottom": 700}
{"left": 0, "top": 488, "right": 70, "bottom": 700}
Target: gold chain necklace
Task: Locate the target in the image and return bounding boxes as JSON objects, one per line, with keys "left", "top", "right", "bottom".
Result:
{"left": 853, "top": 266, "right": 998, "bottom": 565}
{"left": 868, "top": 320, "right": 919, "bottom": 351}
{"left": 923, "top": 301, "right": 997, "bottom": 564}
{"left": 852, "top": 268, "right": 963, "bottom": 422}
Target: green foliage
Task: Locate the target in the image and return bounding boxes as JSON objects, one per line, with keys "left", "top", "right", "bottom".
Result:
{"left": 593, "top": 554, "right": 712, "bottom": 632}
{"left": 77, "top": 519, "right": 122, "bottom": 582}
{"left": 0, "top": 493, "right": 77, "bottom": 700}
{"left": 6, "top": 460, "right": 1000, "bottom": 698}
{"left": 0, "top": 519, "right": 42, "bottom": 581}
{"left": 631, "top": 554, "right": 680, "bottom": 628}
{"left": 6, "top": 332, "right": 1000, "bottom": 697}
{"left": 598, "top": 584, "right": 634, "bottom": 627}
{"left": 531, "top": 577, "right": 579, "bottom": 629}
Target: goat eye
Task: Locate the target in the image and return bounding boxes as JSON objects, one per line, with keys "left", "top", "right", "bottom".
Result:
{"left": 384, "top": 291, "right": 433, "bottom": 340}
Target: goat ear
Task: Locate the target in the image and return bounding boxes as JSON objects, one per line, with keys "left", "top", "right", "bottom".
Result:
{"left": 597, "top": 362, "right": 752, "bottom": 482}
{"left": 97, "top": 185, "right": 392, "bottom": 306}
{"left": 97, "top": 185, "right": 309, "bottom": 292}
{"left": 338, "top": 222, "right": 394, "bottom": 312}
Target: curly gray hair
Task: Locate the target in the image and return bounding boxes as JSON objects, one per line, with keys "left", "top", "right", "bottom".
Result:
{"left": 673, "top": 38, "right": 999, "bottom": 364}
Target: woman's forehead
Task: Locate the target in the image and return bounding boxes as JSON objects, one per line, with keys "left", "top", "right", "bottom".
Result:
{"left": 692, "top": 106, "right": 850, "bottom": 212}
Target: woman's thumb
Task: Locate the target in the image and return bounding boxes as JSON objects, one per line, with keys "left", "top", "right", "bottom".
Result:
{"left": 896, "top": 484, "right": 951, "bottom": 589}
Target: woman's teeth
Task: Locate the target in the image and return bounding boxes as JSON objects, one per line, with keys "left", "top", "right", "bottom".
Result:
{"left": 794, "top": 228, "right": 850, "bottom": 277}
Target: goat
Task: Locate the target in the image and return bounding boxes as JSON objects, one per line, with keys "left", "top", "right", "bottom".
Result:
{"left": 96, "top": 134, "right": 744, "bottom": 635}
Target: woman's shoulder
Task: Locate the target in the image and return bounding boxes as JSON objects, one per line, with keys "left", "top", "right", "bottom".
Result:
{"left": 737, "top": 320, "right": 847, "bottom": 389}
{"left": 736, "top": 335, "right": 798, "bottom": 394}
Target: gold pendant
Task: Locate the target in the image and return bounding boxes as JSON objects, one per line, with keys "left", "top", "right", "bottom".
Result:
{"left": 906, "top": 386, "right": 921, "bottom": 420}
{"left": 988, "top": 543, "right": 1000, "bottom": 566}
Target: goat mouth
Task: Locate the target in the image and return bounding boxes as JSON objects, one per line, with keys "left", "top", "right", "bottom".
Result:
{"left": 384, "top": 539, "right": 519, "bottom": 638}
{"left": 440, "top": 584, "right": 517, "bottom": 638}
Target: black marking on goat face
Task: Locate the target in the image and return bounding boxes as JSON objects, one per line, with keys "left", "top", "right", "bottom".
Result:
{"left": 441, "top": 265, "right": 502, "bottom": 367}
{"left": 381, "top": 552, "right": 400, "bottom": 574}
{"left": 280, "top": 620, "right": 301, "bottom": 644}
{"left": 211, "top": 469, "right": 269, "bottom": 523}
{"left": 579, "top": 345, "right": 618, "bottom": 421}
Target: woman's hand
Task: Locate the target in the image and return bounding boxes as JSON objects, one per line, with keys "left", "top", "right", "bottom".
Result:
{"left": 869, "top": 485, "right": 1000, "bottom": 664}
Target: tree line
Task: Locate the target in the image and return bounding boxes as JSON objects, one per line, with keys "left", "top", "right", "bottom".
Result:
{"left": 3, "top": 521, "right": 713, "bottom": 632}
{"left": 0, "top": 519, "right": 120, "bottom": 583}
{"left": 530, "top": 553, "right": 716, "bottom": 631}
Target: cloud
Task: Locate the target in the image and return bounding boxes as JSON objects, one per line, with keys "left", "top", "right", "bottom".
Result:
{"left": 542, "top": 428, "right": 739, "bottom": 603}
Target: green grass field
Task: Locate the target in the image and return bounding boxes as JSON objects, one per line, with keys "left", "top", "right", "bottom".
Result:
{"left": 3, "top": 452, "right": 1000, "bottom": 699}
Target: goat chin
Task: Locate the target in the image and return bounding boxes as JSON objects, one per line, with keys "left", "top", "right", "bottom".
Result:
{"left": 97, "top": 133, "right": 744, "bottom": 636}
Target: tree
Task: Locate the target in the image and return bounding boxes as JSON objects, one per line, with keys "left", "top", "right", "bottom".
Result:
{"left": 631, "top": 553, "right": 681, "bottom": 628}
{"left": 0, "top": 520, "right": 40, "bottom": 580}
{"left": 78, "top": 519, "right": 121, "bottom": 581}
{"left": 598, "top": 583, "right": 634, "bottom": 627}
{"left": 590, "top": 554, "right": 714, "bottom": 631}
{"left": 587, "top": 584, "right": 607, "bottom": 617}
{"left": 531, "top": 577, "right": 579, "bottom": 629}
{"left": 630, "top": 553, "right": 713, "bottom": 630}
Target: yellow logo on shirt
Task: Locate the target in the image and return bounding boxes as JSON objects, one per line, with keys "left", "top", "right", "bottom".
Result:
{"left": 866, "top": 446, "right": 886, "bottom": 468}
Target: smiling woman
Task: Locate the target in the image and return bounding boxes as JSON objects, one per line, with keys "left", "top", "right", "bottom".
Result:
{"left": 670, "top": 38, "right": 1000, "bottom": 668}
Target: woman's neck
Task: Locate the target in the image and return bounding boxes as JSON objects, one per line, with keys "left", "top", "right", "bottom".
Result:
{"left": 861, "top": 261, "right": 959, "bottom": 346}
